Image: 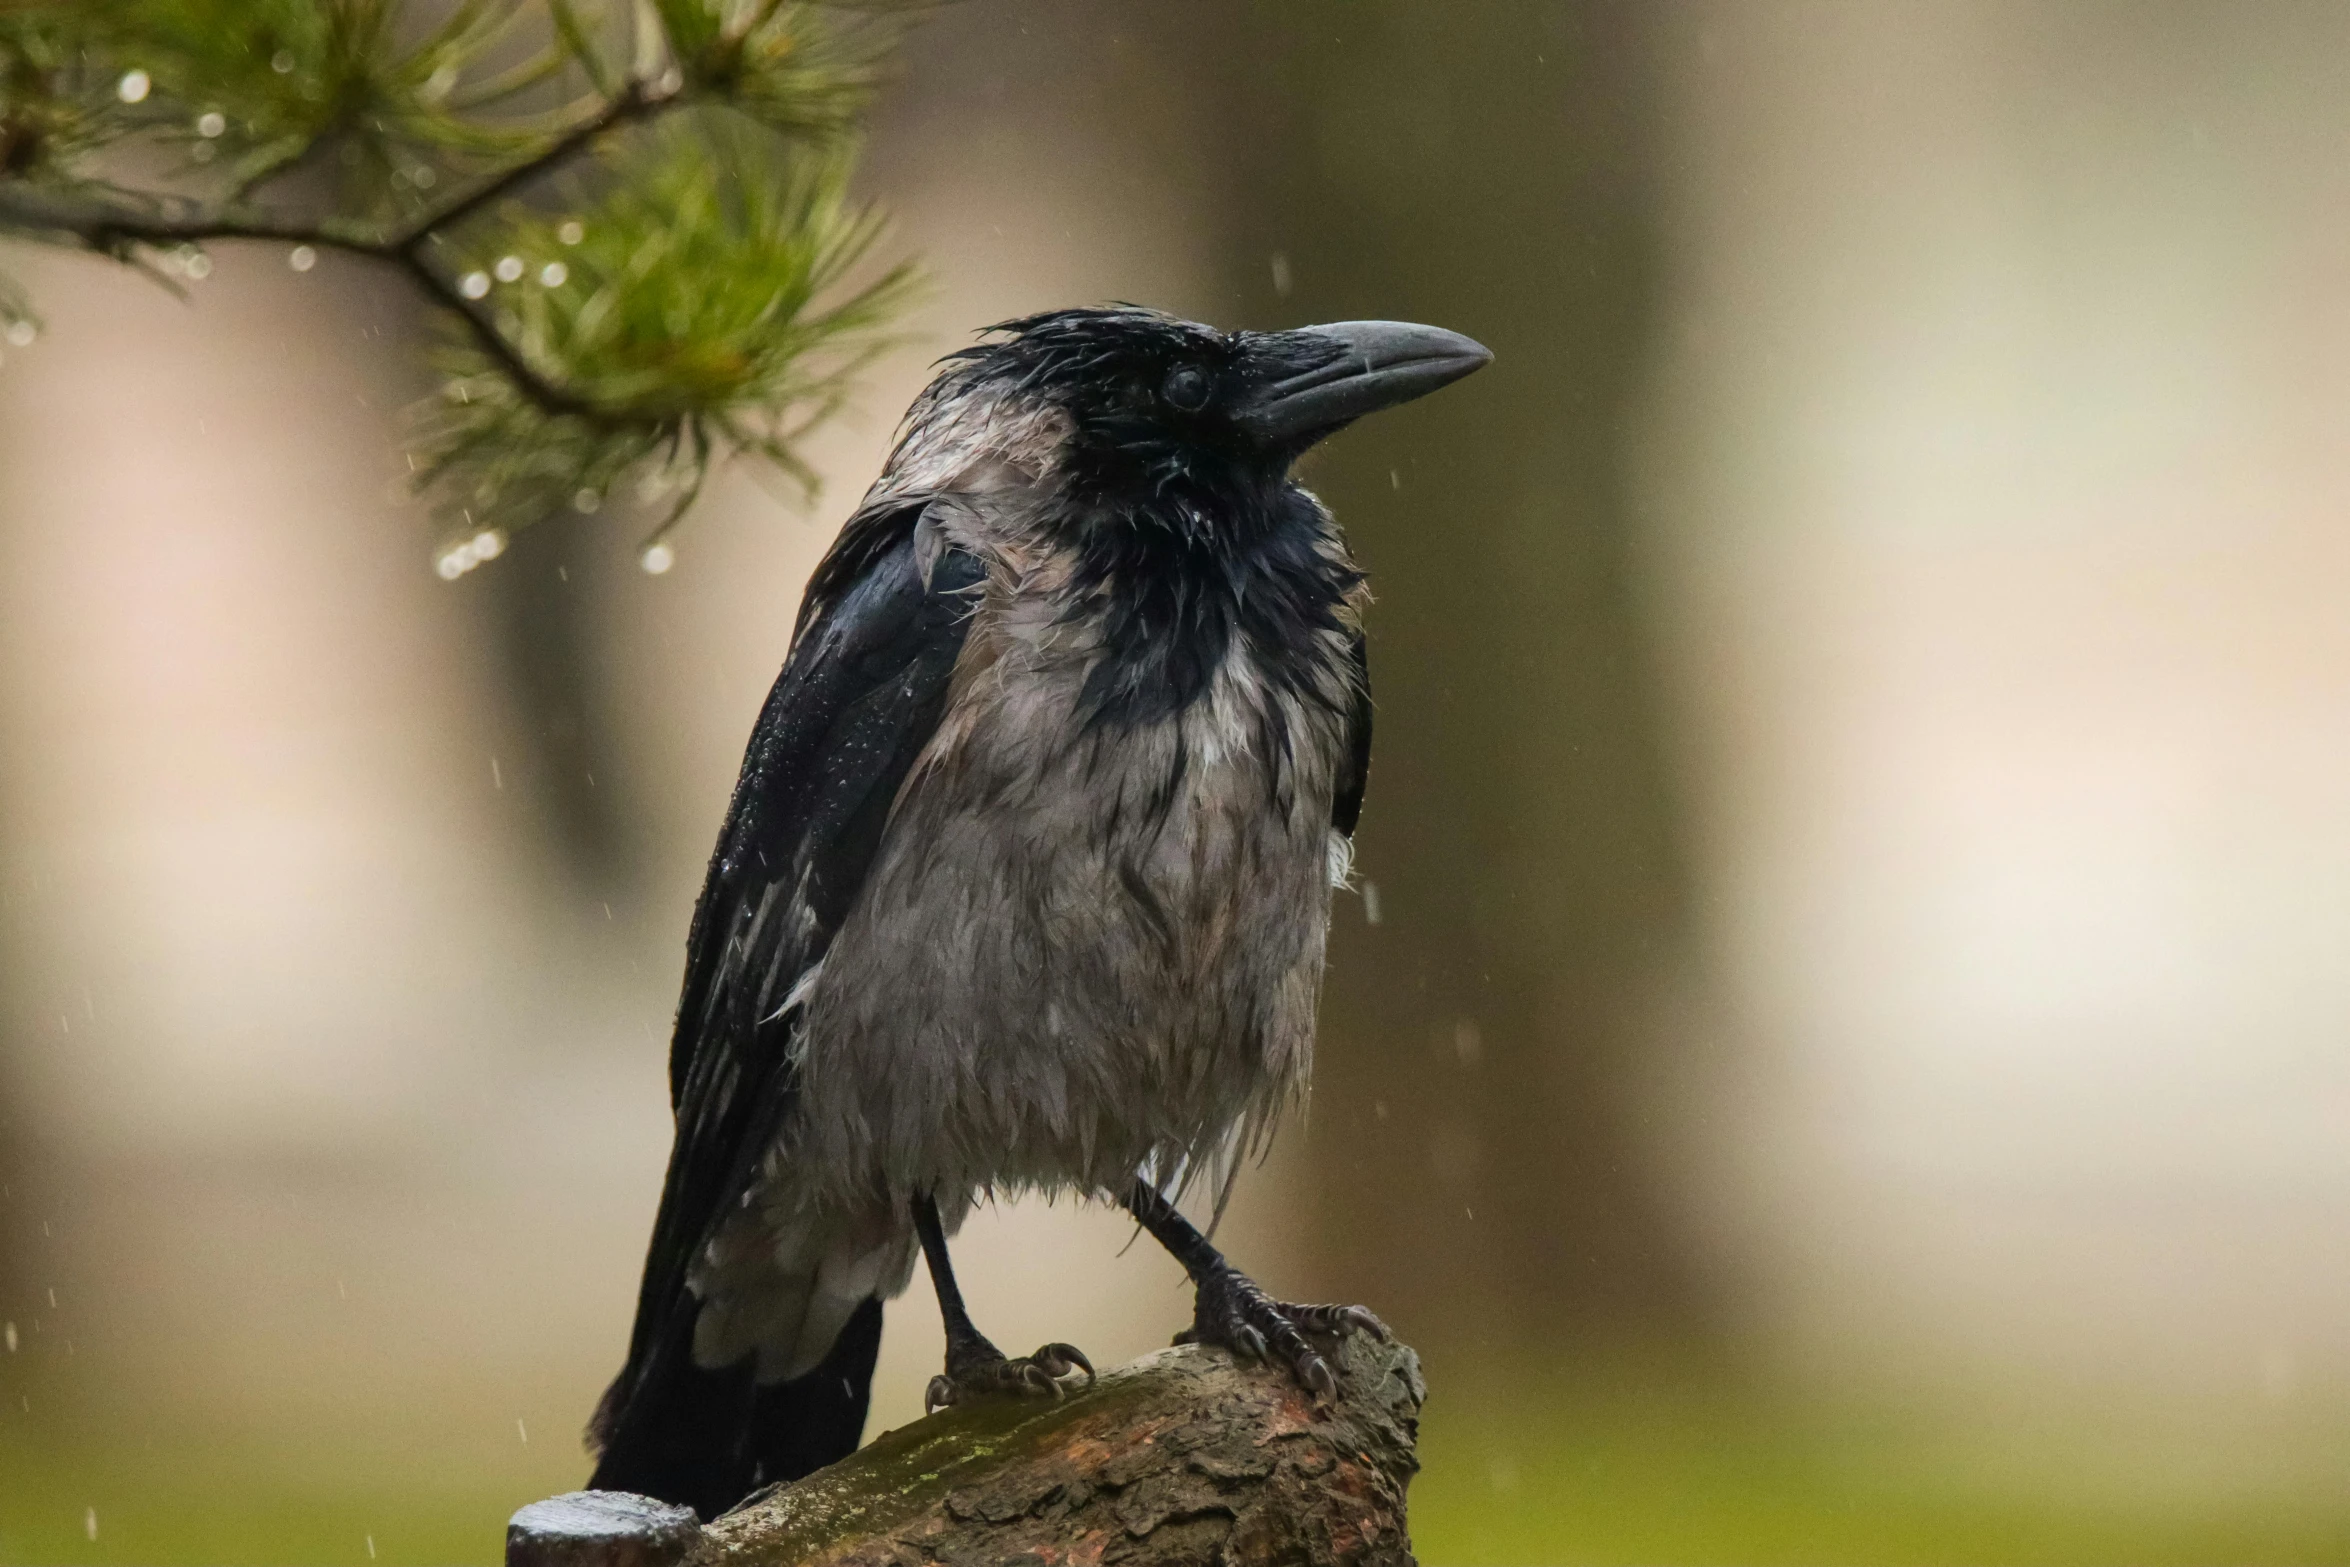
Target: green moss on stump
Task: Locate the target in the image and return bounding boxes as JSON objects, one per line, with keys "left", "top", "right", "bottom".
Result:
{"left": 693, "top": 1334, "right": 1425, "bottom": 1567}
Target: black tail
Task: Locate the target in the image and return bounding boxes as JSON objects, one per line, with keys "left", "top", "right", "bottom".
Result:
{"left": 586, "top": 1296, "right": 884, "bottom": 1519}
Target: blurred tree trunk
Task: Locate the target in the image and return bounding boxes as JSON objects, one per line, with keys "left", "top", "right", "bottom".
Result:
{"left": 478, "top": 517, "right": 644, "bottom": 902}
{"left": 1192, "top": 3, "right": 1710, "bottom": 1355}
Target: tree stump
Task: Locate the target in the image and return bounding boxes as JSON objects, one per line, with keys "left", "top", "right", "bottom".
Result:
{"left": 510, "top": 1330, "right": 1426, "bottom": 1567}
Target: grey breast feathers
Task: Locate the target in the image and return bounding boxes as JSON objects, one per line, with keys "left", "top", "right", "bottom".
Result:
{"left": 788, "top": 494, "right": 1360, "bottom": 1211}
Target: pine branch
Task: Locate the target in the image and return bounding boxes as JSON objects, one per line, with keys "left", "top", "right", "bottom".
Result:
{"left": 0, "top": 178, "right": 595, "bottom": 416}
{"left": 0, "top": 1, "right": 918, "bottom": 571}
{"left": 389, "top": 72, "right": 677, "bottom": 251}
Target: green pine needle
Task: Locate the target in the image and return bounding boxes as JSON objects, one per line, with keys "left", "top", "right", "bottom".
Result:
{"left": 0, "top": 0, "right": 924, "bottom": 575}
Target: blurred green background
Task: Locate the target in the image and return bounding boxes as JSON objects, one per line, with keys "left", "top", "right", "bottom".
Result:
{"left": 6, "top": 3, "right": 2350, "bottom": 1562}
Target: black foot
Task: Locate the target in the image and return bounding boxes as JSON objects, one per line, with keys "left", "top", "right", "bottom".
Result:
{"left": 1177, "top": 1267, "right": 1391, "bottom": 1402}
{"left": 923, "top": 1340, "right": 1094, "bottom": 1415}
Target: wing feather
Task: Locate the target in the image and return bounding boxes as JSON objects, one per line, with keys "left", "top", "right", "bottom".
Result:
{"left": 595, "top": 494, "right": 985, "bottom": 1443}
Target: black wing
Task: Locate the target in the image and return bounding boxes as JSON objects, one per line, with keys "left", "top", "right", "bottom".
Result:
{"left": 589, "top": 494, "right": 984, "bottom": 1511}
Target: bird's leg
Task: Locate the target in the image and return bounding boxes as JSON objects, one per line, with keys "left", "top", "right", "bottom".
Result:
{"left": 912, "top": 1193, "right": 1092, "bottom": 1414}
{"left": 1122, "top": 1178, "right": 1390, "bottom": 1403}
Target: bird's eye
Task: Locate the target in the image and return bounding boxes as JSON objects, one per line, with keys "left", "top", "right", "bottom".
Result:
{"left": 1161, "top": 365, "right": 1211, "bottom": 412}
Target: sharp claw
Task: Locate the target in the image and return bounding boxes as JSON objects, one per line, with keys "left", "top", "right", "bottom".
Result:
{"left": 1036, "top": 1342, "right": 1095, "bottom": 1385}
{"left": 1343, "top": 1305, "right": 1392, "bottom": 1340}
{"left": 1232, "top": 1323, "right": 1269, "bottom": 1362}
{"left": 1299, "top": 1352, "right": 1338, "bottom": 1402}
{"left": 924, "top": 1375, "right": 957, "bottom": 1414}
{"left": 1018, "top": 1361, "right": 1055, "bottom": 1395}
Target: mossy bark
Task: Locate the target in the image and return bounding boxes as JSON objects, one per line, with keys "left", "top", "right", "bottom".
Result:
{"left": 515, "top": 1333, "right": 1426, "bottom": 1567}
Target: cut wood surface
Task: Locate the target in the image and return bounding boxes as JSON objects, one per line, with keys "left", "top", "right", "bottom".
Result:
{"left": 510, "top": 1330, "right": 1426, "bottom": 1567}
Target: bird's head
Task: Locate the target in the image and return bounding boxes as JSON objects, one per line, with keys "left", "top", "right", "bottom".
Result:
{"left": 911, "top": 306, "right": 1490, "bottom": 542}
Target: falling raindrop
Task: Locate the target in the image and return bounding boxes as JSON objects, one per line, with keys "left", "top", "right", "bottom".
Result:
{"left": 539, "top": 261, "right": 569, "bottom": 287}
{"left": 288, "top": 245, "right": 317, "bottom": 273}
{"left": 458, "top": 271, "right": 490, "bottom": 300}
{"left": 640, "top": 541, "right": 676, "bottom": 575}
{"left": 558, "top": 220, "right": 585, "bottom": 246}
{"left": 116, "top": 70, "right": 151, "bottom": 104}
{"left": 517, "top": 1417, "right": 530, "bottom": 1445}
{"left": 3, "top": 1321, "right": 15, "bottom": 1352}
{"left": 1361, "top": 881, "right": 1382, "bottom": 925}
{"left": 365, "top": 1536, "right": 377, "bottom": 1560}
{"left": 1429, "top": 1120, "right": 1479, "bottom": 1188}
{"left": 572, "top": 487, "right": 601, "bottom": 514}
{"left": 493, "top": 255, "right": 525, "bottom": 283}
{"left": 196, "top": 110, "right": 226, "bottom": 138}
{"left": 1389, "top": 468, "right": 1401, "bottom": 491}
{"left": 491, "top": 758, "right": 503, "bottom": 791}
{"left": 1270, "top": 252, "right": 1293, "bottom": 298}
{"left": 84, "top": 1508, "right": 97, "bottom": 1542}
{"left": 4, "top": 320, "right": 34, "bottom": 348}
{"left": 271, "top": 50, "right": 296, "bottom": 73}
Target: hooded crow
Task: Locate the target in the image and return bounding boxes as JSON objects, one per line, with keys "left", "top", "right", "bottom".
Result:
{"left": 586, "top": 307, "right": 1491, "bottom": 1517}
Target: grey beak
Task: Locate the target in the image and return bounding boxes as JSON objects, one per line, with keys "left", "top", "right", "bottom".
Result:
{"left": 1234, "top": 320, "right": 1493, "bottom": 447}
